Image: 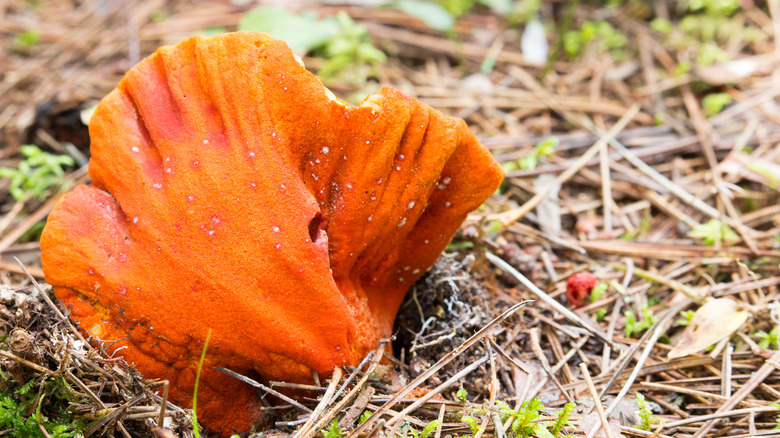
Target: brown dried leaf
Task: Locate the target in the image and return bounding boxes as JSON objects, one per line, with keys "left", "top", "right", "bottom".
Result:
{"left": 668, "top": 298, "right": 749, "bottom": 359}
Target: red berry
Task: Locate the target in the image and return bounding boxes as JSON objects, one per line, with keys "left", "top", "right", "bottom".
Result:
{"left": 566, "top": 272, "right": 598, "bottom": 307}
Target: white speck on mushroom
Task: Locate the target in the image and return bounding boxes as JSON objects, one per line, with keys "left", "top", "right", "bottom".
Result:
{"left": 275, "top": 243, "right": 282, "bottom": 250}
{"left": 399, "top": 154, "right": 405, "bottom": 160}
{"left": 88, "top": 268, "right": 95, "bottom": 275}
{"left": 398, "top": 277, "right": 405, "bottom": 283}
{"left": 212, "top": 217, "right": 220, "bottom": 224}
{"left": 131, "top": 146, "right": 139, "bottom": 153}
{"left": 203, "top": 139, "right": 209, "bottom": 145}
{"left": 403, "top": 266, "right": 410, "bottom": 271}
{"left": 322, "top": 146, "right": 329, "bottom": 154}
{"left": 424, "top": 239, "right": 430, "bottom": 244}
{"left": 304, "top": 238, "right": 310, "bottom": 243}
{"left": 444, "top": 201, "right": 452, "bottom": 208}
{"left": 442, "top": 176, "right": 452, "bottom": 185}
{"left": 165, "top": 157, "right": 170, "bottom": 162}
{"left": 342, "top": 155, "right": 348, "bottom": 160}
{"left": 250, "top": 182, "right": 256, "bottom": 188}
{"left": 397, "top": 217, "right": 407, "bottom": 228}
{"left": 315, "top": 158, "right": 321, "bottom": 164}
{"left": 367, "top": 215, "right": 373, "bottom": 222}
{"left": 208, "top": 230, "right": 215, "bottom": 236}
{"left": 284, "top": 87, "right": 288, "bottom": 91}
{"left": 370, "top": 195, "right": 377, "bottom": 201}
{"left": 133, "top": 217, "right": 139, "bottom": 224}
{"left": 152, "top": 183, "right": 162, "bottom": 189}
{"left": 248, "top": 152, "right": 256, "bottom": 159}
{"left": 346, "top": 182, "right": 353, "bottom": 189}
{"left": 366, "top": 140, "right": 370, "bottom": 144}
{"left": 376, "top": 178, "right": 383, "bottom": 185}
{"left": 395, "top": 165, "right": 401, "bottom": 171}
{"left": 272, "top": 226, "right": 280, "bottom": 232}
{"left": 412, "top": 269, "right": 421, "bottom": 274}
{"left": 309, "top": 160, "right": 315, "bottom": 166}
{"left": 192, "top": 160, "right": 199, "bottom": 167}
{"left": 166, "top": 168, "right": 172, "bottom": 174}
{"left": 272, "top": 132, "right": 277, "bottom": 138}
{"left": 280, "top": 183, "right": 285, "bottom": 189}
{"left": 407, "top": 200, "right": 416, "bottom": 209}
{"left": 187, "top": 195, "right": 195, "bottom": 202}
{"left": 312, "top": 173, "right": 319, "bottom": 181}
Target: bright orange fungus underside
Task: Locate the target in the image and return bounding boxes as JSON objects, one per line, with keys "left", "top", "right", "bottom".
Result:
{"left": 40, "top": 32, "right": 504, "bottom": 434}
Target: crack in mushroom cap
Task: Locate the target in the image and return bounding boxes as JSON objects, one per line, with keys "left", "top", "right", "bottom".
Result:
{"left": 40, "top": 31, "right": 504, "bottom": 435}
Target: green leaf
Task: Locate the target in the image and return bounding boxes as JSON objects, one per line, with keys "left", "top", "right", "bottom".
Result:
{"left": 393, "top": 1, "right": 455, "bottom": 31}
{"left": 589, "top": 282, "right": 608, "bottom": 303}
{"left": 702, "top": 93, "right": 733, "bottom": 117}
{"left": 461, "top": 415, "right": 481, "bottom": 434}
{"left": 691, "top": 219, "right": 739, "bottom": 246}
{"left": 322, "top": 419, "right": 344, "bottom": 438}
{"left": 477, "top": 0, "right": 512, "bottom": 15}
{"left": 420, "top": 420, "right": 442, "bottom": 438}
{"left": 238, "top": 7, "right": 338, "bottom": 53}
{"left": 456, "top": 384, "right": 468, "bottom": 402}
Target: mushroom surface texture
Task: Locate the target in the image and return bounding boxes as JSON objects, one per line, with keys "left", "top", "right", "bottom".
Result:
{"left": 40, "top": 31, "right": 504, "bottom": 435}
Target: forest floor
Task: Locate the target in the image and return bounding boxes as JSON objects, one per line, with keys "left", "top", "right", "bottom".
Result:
{"left": 1, "top": 1, "right": 780, "bottom": 437}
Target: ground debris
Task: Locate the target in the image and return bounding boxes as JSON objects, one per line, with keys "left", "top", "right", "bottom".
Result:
{"left": 0, "top": 278, "right": 196, "bottom": 437}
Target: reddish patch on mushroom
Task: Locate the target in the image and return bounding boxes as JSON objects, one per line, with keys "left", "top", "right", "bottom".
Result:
{"left": 40, "top": 32, "right": 504, "bottom": 435}
{"left": 566, "top": 272, "right": 598, "bottom": 307}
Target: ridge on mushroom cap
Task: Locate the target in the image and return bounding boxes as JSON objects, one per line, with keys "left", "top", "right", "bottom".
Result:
{"left": 40, "top": 31, "right": 504, "bottom": 435}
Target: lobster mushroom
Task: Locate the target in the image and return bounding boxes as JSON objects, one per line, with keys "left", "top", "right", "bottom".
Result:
{"left": 41, "top": 31, "right": 503, "bottom": 434}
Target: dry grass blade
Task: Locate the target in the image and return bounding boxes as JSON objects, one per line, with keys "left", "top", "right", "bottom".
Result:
{"left": 294, "top": 367, "right": 343, "bottom": 438}
{"left": 486, "top": 252, "right": 614, "bottom": 347}
{"left": 296, "top": 340, "right": 388, "bottom": 438}
{"left": 488, "top": 105, "right": 639, "bottom": 227}
{"left": 348, "top": 301, "right": 529, "bottom": 438}
{"left": 214, "top": 367, "right": 312, "bottom": 413}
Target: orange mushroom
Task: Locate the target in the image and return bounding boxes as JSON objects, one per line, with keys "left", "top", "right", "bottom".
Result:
{"left": 40, "top": 32, "right": 503, "bottom": 434}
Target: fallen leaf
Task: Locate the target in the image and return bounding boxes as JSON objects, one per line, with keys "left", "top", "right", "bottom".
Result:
{"left": 668, "top": 298, "right": 749, "bottom": 359}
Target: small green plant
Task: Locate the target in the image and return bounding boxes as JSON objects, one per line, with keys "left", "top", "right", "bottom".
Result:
{"left": 701, "top": 93, "right": 733, "bottom": 117}
{"left": 596, "top": 308, "right": 608, "bottom": 321}
{"left": 359, "top": 410, "right": 372, "bottom": 424}
{"left": 323, "top": 419, "right": 344, "bottom": 438}
{"left": 237, "top": 8, "right": 386, "bottom": 87}
{"left": 773, "top": 402, "right": 780, "bottom": 430}
{"left": 496, "top": 398, "right": 548, "bottom": 438}
{"left": 683, "top": 0, "right": 741, "bottom": 16}
{"left": 0, "top": 145, "right": 74, "bottom": 201}
{"left": 551, "top": 402, "right": 576, "bottom": 437}
{"left": 192, "top": 329, "right": 212, "bottom": 438}
{"left": 14, "top": 29, "right": 41, "bottom": 51}
{"left": 624, "top": 306, "right": 657, "bottom": 338}
{"left": 747, "top": 162, "right": 780, "bottom": 189}
{"left": 756, "top": 326, "right": 780, "bottom": 350}
{"left": 461, "top": 415, "right": 482, "bottom": 436}
{"left": 456, "top": 384, "right": 469, "bottom": 402}
{"left": 589, "top": 282, "right": 609, "bottom": 303}
{"left": 562, "top": 20, "right": 628, "bottom": 58}
{"left": 635, "top": 393, "right": 659, "bottom": 431}
{"left": 691, "top": 219, "right": 739, "bottom": 246}
{"left": 317, "top": 12, "right": 387, "bottom": 86}
{"left": 675, "top": 309, "right": 696, "bottom": 327}
{"left": 518, "top": 137, "right": 558, "bottom": 170}
{"left": 409, "top": 420, "right": 442, "bottom": 438}
{"left": 238, "top": 7, "right": 338, "bottom": 53}
{"left": 0, "top": 375, "right": 89, "bottom": 437}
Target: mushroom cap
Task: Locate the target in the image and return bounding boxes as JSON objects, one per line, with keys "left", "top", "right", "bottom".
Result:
{"left": 41, "top": 32, "right": 503, "bottom": 434}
